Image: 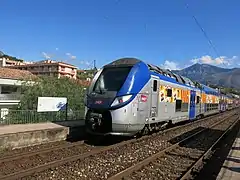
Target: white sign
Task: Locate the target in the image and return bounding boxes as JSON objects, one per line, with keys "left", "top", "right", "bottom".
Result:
{"left": 37, "top": 97, "right": 67, "bottom": 112}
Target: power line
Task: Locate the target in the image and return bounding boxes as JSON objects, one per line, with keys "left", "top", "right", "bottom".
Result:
{"left": 184, "top": 2, "right": 229, "bottom": 66}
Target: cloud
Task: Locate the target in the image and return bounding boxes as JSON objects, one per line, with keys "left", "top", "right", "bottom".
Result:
{"left": 161, "top": 60, "right": 180, "bottom": 70}
{"left": 190, "top": 55, "right": 238, "bottom": 66}
{"left": 79, "top": 60, "right": 91, "bottom": 66}
{"left": 42, "top": 52, "right": 51, "bottom": 59}
{"left": 159, "top": 55, "right": 239, "bottom": 71}
{"left": 190, "top": 58, "right": 199, "bottom": 64}
{"left": 65, "top": 52, "right": 77, "bottom": 60}
{"left": 71, "top": 55, "right": 77, "bottom": 59}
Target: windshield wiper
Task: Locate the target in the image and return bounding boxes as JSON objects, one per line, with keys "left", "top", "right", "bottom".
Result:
{"left": 94, "top": 87, "right": 106, "bottom": 94}
{"left": 99, "top": 88, "right": 106, "bottom": 94}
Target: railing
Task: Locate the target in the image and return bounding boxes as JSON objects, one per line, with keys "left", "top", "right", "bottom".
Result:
{"left": 59, "top": 69, "right": 76, "bottom": 75}
{"left": 0, "top": 94, "right": 21, "bottom": 101}
{"left": 0, "top": 109, "right": 85, "bottom": 125}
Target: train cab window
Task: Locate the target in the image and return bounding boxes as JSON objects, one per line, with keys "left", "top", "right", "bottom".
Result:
{"left": 153, "top": 80, "right": 158, "bottom": 92}
{"left": 167, "top": 89, "right": 172, "bottom": 97}
{"left": 93, "top": 67, "right": 131, "bottom": 92}
{"left": 196, "top": 96, "right": 201, "bottom": 104}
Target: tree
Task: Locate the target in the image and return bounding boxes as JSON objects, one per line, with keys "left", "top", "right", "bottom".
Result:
{"left": 18, "top": 76, "right": 87, "bottom": 111}
{"left": 1, "top": 76, "right": 88, "bottom": 124}
{"left": 1, "top": 54, "right": 24, "bottom": 62}
{"left": 77, "top": 69, "right": 95, "bottom": 80}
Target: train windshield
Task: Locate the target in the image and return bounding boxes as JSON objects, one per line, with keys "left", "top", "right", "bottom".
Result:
{"left": 93, "top": 67, "right": 132, "bottom": 93}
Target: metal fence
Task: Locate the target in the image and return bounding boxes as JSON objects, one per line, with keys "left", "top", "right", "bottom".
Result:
{"left": 0, "top": 109, "right": 85, "bottom": 125}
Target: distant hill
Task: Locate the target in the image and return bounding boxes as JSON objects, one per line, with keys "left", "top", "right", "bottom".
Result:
{"left": 172, "top": 63, "right": 240, "bottom": 90}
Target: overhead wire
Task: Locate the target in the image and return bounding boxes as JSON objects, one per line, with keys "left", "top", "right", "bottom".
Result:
{"left": 184, "top": 2, "right": 229, "bottom": 67}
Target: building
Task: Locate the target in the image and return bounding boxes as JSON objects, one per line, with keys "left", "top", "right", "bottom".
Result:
{"left": 0, "top": 68, "right": 36, "bottom": 122}
{"left": 0, "top": 67, "right": 35, "bottom": 109}
{"left": 8, "top": 60, "right": 77, "bottom": 79}
{"left": 0, "top": 51, "right": 77, "bottom": 79}
{"left": 0, "top": 56, "right": 25, "bottom": 67}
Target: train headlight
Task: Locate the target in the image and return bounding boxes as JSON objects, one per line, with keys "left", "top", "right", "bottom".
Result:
{"left": 111, "top": 95, "right": 132, "bottom": 107}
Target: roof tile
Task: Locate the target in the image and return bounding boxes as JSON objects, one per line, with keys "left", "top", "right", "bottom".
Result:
{"left": 0, "top": 67, "right": 36, "bottom": 80}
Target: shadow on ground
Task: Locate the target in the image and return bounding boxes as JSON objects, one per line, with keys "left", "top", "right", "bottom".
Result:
{"left": 64, "top": 126, "right": 132, "bottom": 146}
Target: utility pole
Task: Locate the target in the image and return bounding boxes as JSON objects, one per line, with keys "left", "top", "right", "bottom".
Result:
{"left": 93, "top": 60, "right": 98, "bottom": 74}
{"left": 93, "top": 60, "right": 96, "bottom": 70}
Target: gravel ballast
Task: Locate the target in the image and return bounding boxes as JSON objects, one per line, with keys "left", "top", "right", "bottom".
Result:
{"left": 25, "top": 111, "right": 237, "bottom": 180}
{"left": 127, "top": 115, "right": 238, "bottom": 180}
{"left": 195, "top": 120, "right": 240, "bottom": 180}
{"left": 0, "top": 140, "right": 74, "bottom": 157}
{"left": 0, "top": 143, "right": 95, "bottom": 177}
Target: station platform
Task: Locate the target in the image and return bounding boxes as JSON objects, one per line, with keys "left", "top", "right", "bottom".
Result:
{"left": 0, "top": 120, "right": 84, "bottom": 150}
{"left": 217, "top": 126, "right": 240, "bottom": 180}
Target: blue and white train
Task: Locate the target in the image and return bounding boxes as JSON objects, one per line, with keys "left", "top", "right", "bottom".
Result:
{"left": 84, "top": 58, "right": 239, "bottom": 136}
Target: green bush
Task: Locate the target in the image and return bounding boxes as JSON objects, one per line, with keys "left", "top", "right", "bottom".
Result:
{"left": 2, "top": 76, "right": 88, "bottom": 124}
{"left": 18, "top": 76, "right": 87, "bottom": 111}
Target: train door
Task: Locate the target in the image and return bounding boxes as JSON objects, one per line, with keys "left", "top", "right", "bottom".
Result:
{"left": 196, "top": 95, "right": 201, "bottom": 115}
{"left": 150, "top": 78, "right": 159, "bottom": 118}
{"left": 189, "top": 90, "right": 196, "bottom": 120}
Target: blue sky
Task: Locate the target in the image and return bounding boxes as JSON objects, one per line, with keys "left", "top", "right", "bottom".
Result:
{"left": 1, "top": 0, "right": 240, "bottom": 70}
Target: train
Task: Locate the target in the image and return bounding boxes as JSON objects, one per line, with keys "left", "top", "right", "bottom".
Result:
{"left": 84, "top": 58, "right": 240, "bottom": 136}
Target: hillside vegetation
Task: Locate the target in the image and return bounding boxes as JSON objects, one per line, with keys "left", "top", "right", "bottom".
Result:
{"left": 173, "top": 63, "right": 240, "bottom": 90}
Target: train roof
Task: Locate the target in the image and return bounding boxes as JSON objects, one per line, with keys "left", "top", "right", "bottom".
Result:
{"left": 103, "top": 58, "right": 226, "bottom": 95}
{"left": 200, "top": 84, "right": 219, "bottom": 95}
{"left": 225, "top": 93, "right": 240, "bottom": 99}
{"left": 104, "top": 58, "right": 141, "bottom": 67}
{"left": 144, "top": 61, "right": 198, "bottom": 88}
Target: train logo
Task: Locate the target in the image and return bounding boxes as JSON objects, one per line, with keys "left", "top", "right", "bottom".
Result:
{"left": 95, "top": 100, "right": 103, "bottom": 104}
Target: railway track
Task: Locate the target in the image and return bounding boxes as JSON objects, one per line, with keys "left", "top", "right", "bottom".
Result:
{"left": 0, "top": 141, "right": 85, "bottom": 163}
{"left": 0, "top": 140, "right": 96, "bottom": 178}
{"left": 108, "top": 113, "right": 239, "bottom": 180}
{"left": 0, "top": 109, "right": 237, "bottom": 180}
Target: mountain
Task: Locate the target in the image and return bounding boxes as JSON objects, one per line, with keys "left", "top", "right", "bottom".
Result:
{"left": 172, "top": 63, "right": 240, "bottom": 90}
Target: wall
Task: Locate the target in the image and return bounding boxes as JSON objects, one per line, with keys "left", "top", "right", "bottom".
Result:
{"left": 0, "top": 78, "right": 23, "bottom": 108}
{"left": 0, "top": 78, "right": 22, "bottom": 86}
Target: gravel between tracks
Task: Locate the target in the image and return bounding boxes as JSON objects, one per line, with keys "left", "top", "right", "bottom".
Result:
{"left": 0, "top": 140, "right": 74, "bottom": 157}
{"left": 0, "top": 143, "right": 95, "bottom": 177}
{"left": 195, "top": 120, "right": 240, "bottom": 180}
{"left": 128, "top": 115, "right": 238, "bottom": 180}
{"left": 25, "top": 111, "right": 237, "bottom": 180}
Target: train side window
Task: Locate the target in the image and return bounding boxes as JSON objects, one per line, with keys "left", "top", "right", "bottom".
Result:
{"left": 181, "top": 103, "right": 188, "bottom": 112}
{"left": 167, "top": 89, "right": 172, "bottom": 97}
{"left": 176, "top": 100, "right": 182, "bottom": 112}
{"left": 207, "top": 104, "right": 210, "bottom": 111}
{"left": 196, "top": 96, "right": 200, "bottom": 104}
{"left": 153, "top": 80, "right": 158, "bottom": 92}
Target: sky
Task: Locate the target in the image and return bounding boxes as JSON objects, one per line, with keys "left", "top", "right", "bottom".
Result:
{"left": 1, "top": 0, "right": 240, "bottom": 70}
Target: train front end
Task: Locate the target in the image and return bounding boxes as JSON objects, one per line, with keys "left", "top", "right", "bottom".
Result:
{"left": 84, "top": 58, "right": 149, "bottom": 136}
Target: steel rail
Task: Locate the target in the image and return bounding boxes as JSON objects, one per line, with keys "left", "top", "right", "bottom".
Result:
{"left": 0, "top": 141, "right": 84, "bottom": 163}
{"left": 0, "top": 109, "right": 235, "bottom": 164}
{"left": 0, "top": 109, "right": 237, "bottom": 180}
{"left": 179, "top": 117, "right": 240, "bottom": 180}
{"left": 1, "top": 108, "right": 231, "bottom": 164}
{"left": 107, "top": 113, "right": 238, "bottom": 180}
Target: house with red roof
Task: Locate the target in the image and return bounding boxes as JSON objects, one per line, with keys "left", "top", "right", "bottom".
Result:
{"left": 0, "top": 67, "right": 35, "bottom": 111}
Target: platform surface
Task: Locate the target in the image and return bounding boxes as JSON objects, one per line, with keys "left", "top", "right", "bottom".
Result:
{"left": 0, "top": 122, "right": 70, "bottom": 150}
{"left": 0, "top": 122, "right": 66, "bottom": 135}
{"left": 217, "top": 127, "right": 240, "bottom": 180}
